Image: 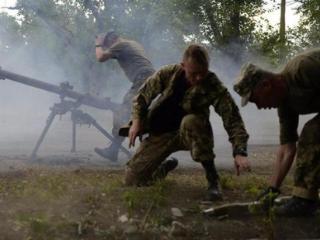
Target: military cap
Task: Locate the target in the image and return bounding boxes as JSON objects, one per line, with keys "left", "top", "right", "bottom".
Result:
{"left": 233, "top": 63, "right": 271, "bottom": 107}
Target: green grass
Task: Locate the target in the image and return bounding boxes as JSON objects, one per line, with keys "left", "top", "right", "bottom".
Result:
{"left": 0, "top": 168, "right": 305, "bottom": 240}
{"left": 123, "top": 180, "right": 168, "bottom": 208}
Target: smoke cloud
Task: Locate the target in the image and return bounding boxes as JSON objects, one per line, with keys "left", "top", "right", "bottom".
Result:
{"left": 0, "top": 3, "right": 311, "bottom": 168}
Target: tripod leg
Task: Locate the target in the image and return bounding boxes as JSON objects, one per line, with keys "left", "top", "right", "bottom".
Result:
{"left": 72, "top": 111, "right": 132, "bottom": 158}
{"left": 30, "top": 111, "right": 56, "bottom": 160}
{"left": 71, "top": 120, "right": 76, "bottom": 152}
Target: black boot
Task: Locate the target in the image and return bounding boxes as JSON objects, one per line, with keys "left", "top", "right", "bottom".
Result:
{"left": 274, "top": 196, "right": 318, "bottom": 217}
{"left": 152, "top": 158, "right": 179, "bottom": 181}
{"left": 201, "top": 160, "right": 222, "bottom": 201}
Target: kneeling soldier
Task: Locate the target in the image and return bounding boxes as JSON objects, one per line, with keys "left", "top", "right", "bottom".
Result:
{"left": 123, "top": 44, "right": 250, "bottom": 201}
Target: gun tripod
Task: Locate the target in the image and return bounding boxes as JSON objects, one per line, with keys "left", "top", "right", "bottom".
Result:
{"left": 30, "top": 99, "right": 131, "bottom": 160}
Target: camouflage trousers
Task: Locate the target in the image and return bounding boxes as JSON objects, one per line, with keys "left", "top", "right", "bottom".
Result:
{"left": 112, "top": 70, "right": 155, "bottom": 142}
{"left": 293, "top": 113, "right": 320, "bottom": 200}
{"left": 124, "top": 114, "right": 215, "bottom": 186}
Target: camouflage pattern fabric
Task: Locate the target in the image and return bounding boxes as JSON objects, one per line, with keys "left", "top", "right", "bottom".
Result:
{"left": 233, "top": 63, "right": 273, "bottom": 107}
{"left": 293, "top": 114, "right": 320, "bottom": 200}
{"left": 131, "top": 64, "right": 249, "bottom": 151}
{"left": 277, "top": 50, "right": 320, "bottom": 200}
{"left": 125, "top": 114, "right": 215, "bottom": 186}
{"left": 125, "top": 64, "right": 249, "bottom": 186}
{"left": 234, "top": 49, "right": 320, "bottom": 200}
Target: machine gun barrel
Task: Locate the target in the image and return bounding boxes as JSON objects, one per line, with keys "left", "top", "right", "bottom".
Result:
{"left": 0, "top": 67, "right": 119, "bottom": 111}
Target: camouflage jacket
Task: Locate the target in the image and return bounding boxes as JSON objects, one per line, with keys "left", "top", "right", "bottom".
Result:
{"left": 279, "top": 49, "right": 320, "bottom": 144}
{"left": 131, "top": 64, "right": 249, "bottom": 151}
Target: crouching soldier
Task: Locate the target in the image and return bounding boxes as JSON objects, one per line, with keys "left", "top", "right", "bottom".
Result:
{"left": 234, "top": 48, "right": 320, "bottom": 216}
{"left": 121, "top": 44, "right": 251, "bottom": 201}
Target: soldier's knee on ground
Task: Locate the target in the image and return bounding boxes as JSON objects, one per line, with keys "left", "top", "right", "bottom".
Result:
{"left": 124, "top": 167, "right": 139, "bottom": 186}
{"left": 124, "top": 166, "right": 153, "bottom": 186}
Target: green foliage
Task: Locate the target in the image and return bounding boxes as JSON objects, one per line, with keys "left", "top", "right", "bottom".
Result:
{"left": 0, "top": 13, "right": 24, "bottom": 53}
{"left": 16, "top": 211, "right": 78, "bottom": 240}
{"left": 158, "top": 0, "right": 266, "bottom": 60}
{"left": 122, "top": 180, "right": 168, "bottom": 217}
{"left": 1, "top": 0, "right": 319, "bottom": 90}
{"left": 220, "top": 174, "right": 238, "bottom": 190}
{"left": 241, "top": 174, "right": 268, "bottom": 197}
{"left": 220, "top": 173, "right": 268, "bottom": 198}
{"left": 294, "top": 0, "right": 320, "bottom": 47}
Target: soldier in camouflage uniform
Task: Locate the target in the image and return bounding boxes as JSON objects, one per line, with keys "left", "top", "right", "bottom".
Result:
{"left": 122, "top": 44, "right": 251, "bottom": 201}
{"left": 95, "top": 31, "right": 155, "bottom": 161}
{"left": 234, "top": 48, "right": 320, "bottom": 216}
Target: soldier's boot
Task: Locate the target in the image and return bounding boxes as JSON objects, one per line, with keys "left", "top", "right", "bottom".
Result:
{"left": 152, "top": 158, "right": 178, "bottom": 181}
{"left": 275, "top": 196, "right": 318, "bottom": 217}
{"left": 201, "top": 160, "right": 223, "bottom": 201}
{"left": 94, "top": 141, "right": 121, "bottom": 162}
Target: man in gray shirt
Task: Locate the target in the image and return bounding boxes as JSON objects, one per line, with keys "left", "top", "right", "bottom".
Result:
{"left": 95, "top": 31, "right": 155, "bottom": 161}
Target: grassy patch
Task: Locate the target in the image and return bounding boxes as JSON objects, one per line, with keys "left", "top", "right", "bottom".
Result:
{"left": 15, "top": 211, "right": 78, "bottom": 240}
{"left": 0, "top": 167, "right": 312, "bottom": 240}
{"left": 122, "top": 180, "right": 169, "bottom": 217}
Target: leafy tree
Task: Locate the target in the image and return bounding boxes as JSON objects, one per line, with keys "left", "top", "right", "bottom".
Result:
{"left": 6, "top": 0, "right": 190, "bottom": 95}
{"left": 163, "top": 0, "right": 266, "bottom": 60}
{"left": 295, "top": 0, "right": 320, "bottom": 47}
{"left": 2, "top": 0, "right": 300, "bottom": 91}
{"left": 0, "top": 13, "right": 24, "bottom": 56}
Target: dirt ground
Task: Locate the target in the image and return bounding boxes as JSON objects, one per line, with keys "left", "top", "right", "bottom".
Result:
{"left": 0, "top": 145, "right": 319, "bottom": 240}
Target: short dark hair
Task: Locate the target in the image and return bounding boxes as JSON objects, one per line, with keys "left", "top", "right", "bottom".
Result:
{"left": 103, "top": 31, "right": 119, "bottom": 46}
{"left": 183, "top": 44, "right": 210, "bottom": 69}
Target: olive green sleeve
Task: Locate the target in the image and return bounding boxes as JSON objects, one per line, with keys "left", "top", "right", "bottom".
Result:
{"left": 278, "top": 106, "right": 299, "bottom": 144}
{"left": 131, "top": 65, "right": 173, "bottom": 120}
{"left": 212, "top": 84, "right": 249, "bottom": 151}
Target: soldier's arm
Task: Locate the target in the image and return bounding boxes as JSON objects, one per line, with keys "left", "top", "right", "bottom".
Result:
{"left": 278, "top": 106, "right": 299, "bottom": 145}
{"left": 212, "top": 81, "right": 250, "bottom": 175}
{"left": 129, "top": 66, "right": 173, "bottom": 147}
{"left": 269, "top": 107, "right": 299, "bottom": 188}
{"left": 271, "top": 143, "right": 297, "bottom": 189}
{"left": 212, "top": 84, "right": 249, "bottom": 153}
{"left": 95, "top": 47, "right": 112, "bottom": 62}
{"left": 131, "top": 66, "right": 172, "bottom": 120}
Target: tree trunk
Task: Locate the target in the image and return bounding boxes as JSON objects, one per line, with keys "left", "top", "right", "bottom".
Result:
{"left": 279, "top": 0, "right": 286, "bottom": 62}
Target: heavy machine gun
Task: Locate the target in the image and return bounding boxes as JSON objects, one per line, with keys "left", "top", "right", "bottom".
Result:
{"left": 0, "top": 67, "right": 131, "bottom": 160}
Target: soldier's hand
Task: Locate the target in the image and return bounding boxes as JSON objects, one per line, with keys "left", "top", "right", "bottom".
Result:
{"left": 234, "top": 155, "right": 251, "bottom": 176}
{"left": 129, "top": 119, "right": 142, "bottom": 148}
{"left": 257, "top": 186, "right": 280, "bottom": 210}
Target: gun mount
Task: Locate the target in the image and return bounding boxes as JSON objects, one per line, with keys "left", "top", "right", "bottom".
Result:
{"left": 0, "top": 67, "right": 131, "bottom": 160}
{"left": 0, "top": 67, "right": 118, "bottom": 111}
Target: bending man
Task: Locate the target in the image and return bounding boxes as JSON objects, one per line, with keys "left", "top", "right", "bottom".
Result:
{"left": 234, "top": 48, "right": 320, "bottom": 216}
{"left": 122, "top": 44, "right": 250, "bottom": 201}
